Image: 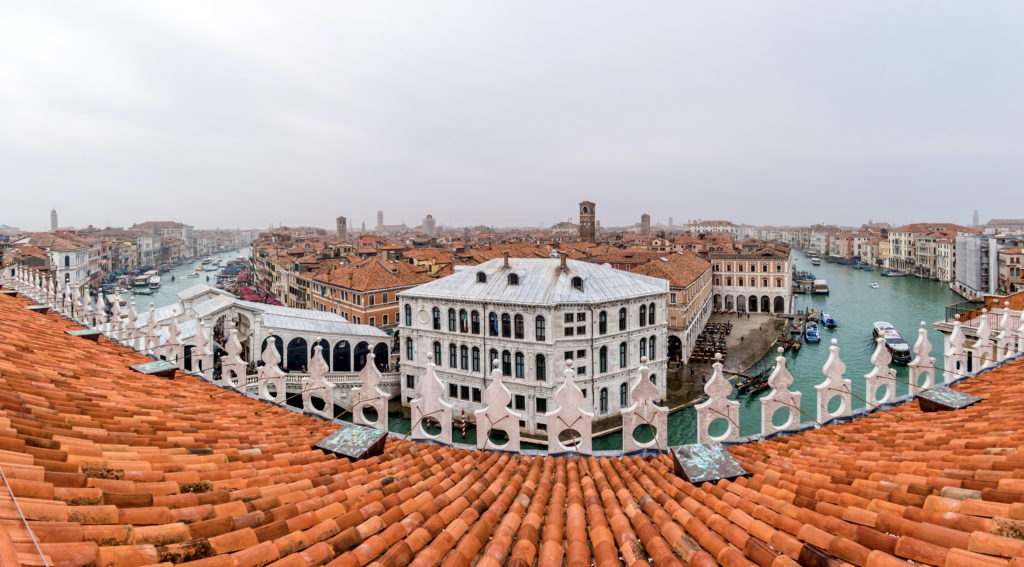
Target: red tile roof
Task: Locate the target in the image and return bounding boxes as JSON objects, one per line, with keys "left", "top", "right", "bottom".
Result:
{"left": 2, "top": 291, "right": 1024, "bottom": 566}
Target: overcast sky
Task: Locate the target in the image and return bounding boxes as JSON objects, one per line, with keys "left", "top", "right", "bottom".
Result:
{"left": 2, "top": 2, "right": 1022, "bottom": 232}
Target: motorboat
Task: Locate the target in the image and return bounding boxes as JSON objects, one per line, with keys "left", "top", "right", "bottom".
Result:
{"left": 804, "top": 321, "right": 821, "bottom": 343}
{"left": 148, "top": 275, "right": 161, "bottom": 289}
{"left": 813, "top": 279, "right": 829, "bottom": 294}
{"left": 187, "top": 273, "right": 200, "bottom": 278}
{"left": 872, "top": 321, "right": 911, "bottom": 365}
{"left": 870, "top": 282, "right": 880, "bottom": 288}
{"left": 881, "top": 270, "right": 906, "bottom": 277}
{"left": 821, "top": 311, "right": 837, "bottom": 329}
{"left": 811, "top": 257, "right": 821, "bottom": 265}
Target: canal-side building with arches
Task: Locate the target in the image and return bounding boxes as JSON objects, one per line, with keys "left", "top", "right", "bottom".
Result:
{"left": 632, "top": 252, "right": 713, "bottom": 363}
{"left": 398, "top": 255, "right": 667, "bottom": 437}
{"left": 709, "top": 242, "right": 794, "bottom": 315}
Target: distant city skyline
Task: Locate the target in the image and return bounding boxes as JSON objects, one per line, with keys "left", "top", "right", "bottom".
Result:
{"left": 3, "top": 2, "right": 1022, "bottom": 231}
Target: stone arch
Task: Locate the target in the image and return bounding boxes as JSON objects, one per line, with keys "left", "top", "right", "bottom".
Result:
{"left": 774, "top": 296, "right": 785, "bottom": 314}
{"left": 667, "top": 335, "right": 682, "bottom": 362}
{"left": 760, "top": 295, "right": 770, "bottom": 313}
{"left": 286, "top": 337, "right": 308, "bottom": 372}
{"left": 260, "top": 335, "right": 284, "bottom": 369}
{"left": 736, "top": 295, "right": 745, "bottom": 312}
{"left": 354, "top": 341, "right": 370, "bottom": 371}
{"left": 713, "top": 294, "right": 722, "bottom": 310}
{"left": 373, "top": 342, "right": 389, "bottom": 371}
{"left": 332, "top": 340, "right": 351, "bottom": 372}
{"left": 748, "top": 296, "right": 758, "bottom": 313}
{"left": 724, "top": 295, "right": 734, "bottom": 311}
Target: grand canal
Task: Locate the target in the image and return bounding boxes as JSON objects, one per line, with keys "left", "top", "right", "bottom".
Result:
{"left": 134, "top": 248, "right": 247, "bottom": 309}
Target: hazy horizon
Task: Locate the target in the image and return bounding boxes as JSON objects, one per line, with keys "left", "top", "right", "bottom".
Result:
{"left": 3, "top": 2, "right": 1021, "bottom": 232}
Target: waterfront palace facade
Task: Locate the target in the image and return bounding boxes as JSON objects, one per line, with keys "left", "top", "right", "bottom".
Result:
{"left": 398, "top": 255, "right": 668, "bottom": 435}
{"left": 709, "top": 242, "right": 795, "bottom": 314}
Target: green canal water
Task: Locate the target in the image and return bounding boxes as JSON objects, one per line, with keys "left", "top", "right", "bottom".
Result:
{"left": 133, "top": 248, "right": 247, "bottom": 309}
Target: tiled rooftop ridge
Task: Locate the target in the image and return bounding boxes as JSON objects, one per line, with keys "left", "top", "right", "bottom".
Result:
{"left": 2, "top": 292, "right": 1024, "bottom": 566}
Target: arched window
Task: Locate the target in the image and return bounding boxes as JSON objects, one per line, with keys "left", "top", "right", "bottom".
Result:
{"left": 598, "top": 311, "right": 607, "bottom": 335}
{"left": 649, "top": 336, "right": 656, "bottom": 360}
{"left": 459, "top": 309, "right": 468, "bottom": 332}
{"left": 738, "top": 277, "right": 744, "bottom": 286}
{"left": 599, "top": 388, "right": 608, "bottom": 414}
{"left": 535, "top": 316, "right": 546, "bottom": 341}
{"left": 619, "top": 308, "right": 627, "bottom": 331}
{"left": 449, "top": 343, "right": 457, "bottom": 367}
{"left": 648, "top": 302, "right": 655, "bottom": 325}
{"left": 515, "top": 352, "right": 524, "bottom": 378}
{"left": 489, "top": 348, "right": 498, "bottom": 368}
{"left": 64, "top": 255, "right": 70, "bottom": 267}
{"left": 599, "top": 346, "right": 607, "bottom": 373}
{"left": 501, "top": 350, "right": 512, "bottom": 376}
{"left": 639, "top": 305, "right": 647, "bottom": 327}
{"left": 535, "top": 354, "right": 545, "bottom": 380}
{"left": 448, "top": 308, "right": 456, "bottom": 332}
{"left": 472, "top": 347, "right": 480, "bottom": 372}
{"left": 619, "top": 342, "right": 627, "bottom": 368}
{"left": 514, "top": 314, "right": 524, "bottom": 339}
{"left": 620, "top": 383, "right": 628, "bottom": 407}
{"left": 404, "top": 304, "right": 412, "bottom": 326}
{"left": 501, "top": 313, "right": 511, "bottom": 337}
{"left": 488, "top": 312, "right": 498, "bottom": 336}
{"left": 763, "top": 263, "right": 768, "bottom": 272}
{"left": 432, "top": 307, "right": 441, "bottom": 330}
{"left": 508, "top": 273, "right": 519, "bottom": 285}
{"left": 477, "top": 271, "right": 487, "bottom": 283}
{"left": 471, "top": 311, "right": 480, "bottom": 334}
{"left": 640, "top": 338, "right": 647, "bottom": 359}
{"left": 571, "top": 276, "right": 584, "bottom": 291}
{"left": 405, "top": 338, "right": 413, "bottom": 361}
{"left": 460, "top": 345, "right": 469, "bottom": 369}
{"left": 650, "top": 373, "right": 657, "bottom": 385}
{"left": 726, "top": 276, "right": 732, "bottom": 286}
{"left": 776, "top": 277, "right": 783, "bottom": 287}
{"left": 433, "top": 341, "right": 442, "bottom": 363}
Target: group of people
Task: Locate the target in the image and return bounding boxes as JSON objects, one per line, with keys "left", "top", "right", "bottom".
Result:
{"left": 690, "top": 321, "right": 733, "bottom": 362}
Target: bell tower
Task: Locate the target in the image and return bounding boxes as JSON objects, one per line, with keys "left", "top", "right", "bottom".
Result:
{"left": 579, "top": 201, "right": 596, "bottom": 242}
{"left": 336, "top": 216, "right": 347, "bottom": 240}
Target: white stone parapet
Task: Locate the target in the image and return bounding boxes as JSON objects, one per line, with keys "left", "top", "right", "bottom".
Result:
{"left": 545, "top": 359, "right": 593, "bottom": 455}
{"left": 974, "top": 309, "right": 996, "bottom": 369}
{"left": 351, "top": 353, "right": 389, "bottom": 432}
{"left": 944, "top": 319, "right": 967, "bottom": 381}
{"left": 622, "top": 357, "right": 668, "bottom": 452}
{"left": 193, "top": 319, "right": 214, "bottom": 381}
{"left": 865, "top": 337, "right": 897, "bottom": 406}
{"left": 696, "top": 353, "right": 740, "bottom": 443}
{"left": 760, "top": 348, "right": 802, "bottom": 436}
{"left": 410, "top": 354, "right": 453, "bottom": 444}
{"left": 220, "top": 327, "right": 247, "bottom": 390}
{"left": 816, "top": 339, "right": 851, "bottom": 424}
{"left": 908, "top": 322, "right": 936, "bottom": 396}
{"left": 475, "top": 360, "right": 522, "bottom": 452}
{"left": 996, "top": 301, "right": 1014, "bottom": 362}
{"left": 257, "top": 337, "right": 287, "bottom": 405}
{"left": 301, "top": 343, "right": 335, "bottom": 419}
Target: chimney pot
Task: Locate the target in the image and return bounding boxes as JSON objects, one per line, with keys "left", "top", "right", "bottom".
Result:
{"left": 559, "top": 251, "right": 567, "bottom": 270}
{"left": 503, "top": 251, "right": 509, "bottom": 268}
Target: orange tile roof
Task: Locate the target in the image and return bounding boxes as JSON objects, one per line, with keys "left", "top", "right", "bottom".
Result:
{"left": 309, "top": 258, "right": 431, "bottom": 291}
{"left": 632, "top": 252, "right": 711, "bottom": 288}
{"left": 3, "top": 291, "right": 1024, "bottom": 566}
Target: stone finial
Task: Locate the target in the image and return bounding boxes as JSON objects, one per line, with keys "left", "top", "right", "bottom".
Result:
{"left": 545, "top": 358, "right": 593, "bottom": 455}
{"left": 164, "top": 315, "right": 184, "bottom": 369}
{"left": 126, "top": 300, "right": 139, "bottom": 349}
{"left": 352, "top": 353, "right": 389, "bottom": 432}
{"left": 257, "top": 337, "right": 287, "bottom": 404}
{"left": 996, "top": 303, "right": 1014, "bottom": 362}
{"left": 816, "top": 339, "right": 851, "bottom": 424}
{"left": 144, "top": 305, "right": 158, "bottom": 354}
{"left": 475, "top": 359, "right": 521, "bottom": 451}
{"left": 110, "top": 296, "right": 123, "bottom": 342}
{"left": 81, "top": 289, "right": 93, "bottom": 326}
{"left": 944, "top": 319, "right": 968, "bottom": 381}
{"left": 866, "top": 337, "right": 897, "bottom": 406}
{"left": 302, "top": 343, "right": 334, "bottom": 419}
{"left": 909, "top": 321, "right": 937, "bottom": 395}
{"left": 695, "top": 353, "right": 740, "bottom": 443}
{"left": 761, "top": 347, "right": 802, "bottom": 436}
{"left": 220, "top": 327, "right": 246, "bottom": 390}
{"left": 193, "top": 319, "right": 214, "bottom": 381}
{"left": 410, "top": 353, "right": 453, "bottom": 444}
{"left": 974, "top": 308, "right": 996, "bottom": 369}
{"left": 622, "top": 359, "right": 668, "bottom": 452}
{"left": 1017, "top": 310, "right": 1024, "bottom": 358}
{"left": 95, "top": 293, "right": 108, "bottom": 331}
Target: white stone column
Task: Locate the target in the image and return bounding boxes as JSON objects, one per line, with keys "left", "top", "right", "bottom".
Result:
{"left": 908, "top": 322, "right": 936, "bottom": 396}
{"left": 815, "top": 339, "right": 851, "bottom": 424}
{"left": 545, "top": 359, "right": 593, "bottom": 455}
{"left": 352, "top": 353, "right": 389, "bottom": 432}
{"left": 760, "top": 348, "right": 802, "bottom": 437}
{"left": 695, "top": 353, "right": 740, "bottom": 443}
{"left": 865, "top": 337, "right": 897, "bottom": 406}
{"left": 475, "top": 360, "right": 521, "bottom": 451}
{"left": 944, "top": 319, "right": 967, "bottom": 382}
{"left": 622, "top": 358, "right": 668, "bottom": 452}
{"left": 410, "top": 353, "right": 453, "bottom": 444}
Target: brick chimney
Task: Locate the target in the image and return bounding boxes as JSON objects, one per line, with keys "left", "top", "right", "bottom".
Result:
{"left": 559, "top": 251, "right": 567, "bottom": 271}
{"left": 503, "top": 252, "right": 510, "bottom": 268}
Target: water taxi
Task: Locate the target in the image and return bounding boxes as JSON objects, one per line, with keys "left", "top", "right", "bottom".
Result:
{"left": 811, "top": 257, "right": 821, "bottom": 265}
{"left": 870, "top": 282, "right": 880, "bottom": 289}
{"left": 872, "top": 321, "right": 911, "bottom": 365}
{"left": 813, "top": 279, "right": 829, "bottom": 294}
{"left": 821, "top": 311, "right": 837, "bottom": 329}
{"left": 881, "top": 270, "right": 906, "bottom": 277}
{"left": 804, "top": 321, "right": 821, "bottom": 343}
{"left": 187, "top": 273, "right": 200, "bottom": 278}
{"left": 148, "top": 275, "right": 161, "bottom": 289}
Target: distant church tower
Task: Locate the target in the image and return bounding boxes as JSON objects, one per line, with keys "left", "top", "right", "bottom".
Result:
{"left": 50, "top": 208, "right": 58, "bottom": 232}
{"left": 640, "top": 213, "right": 651, "bottom": 236}
{"left": 376, "top": 210, "right": 384, "bottom": 231}
{"left": 973, "top": 210, "right": 980, "bottom": 227}
{"left": 579, "top": 201, "right": 596, "bottom": 242}
{"left": 336, "top": 216, "right": 347, "bottom": 240}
